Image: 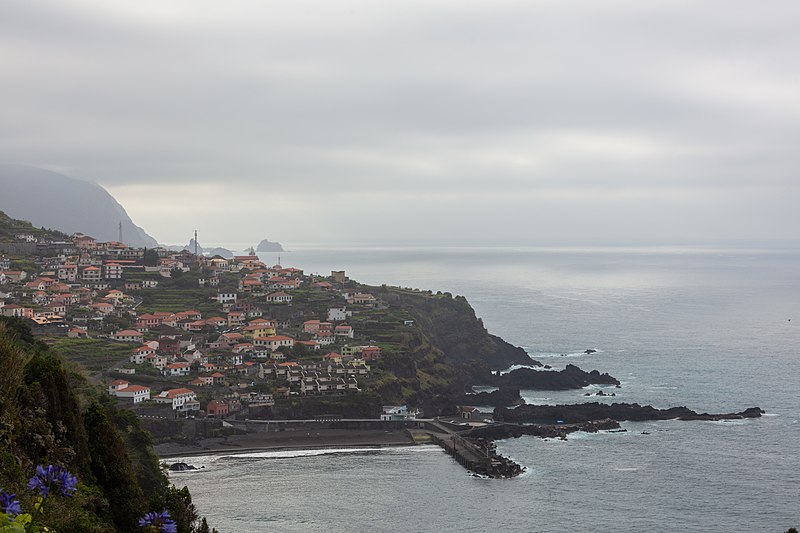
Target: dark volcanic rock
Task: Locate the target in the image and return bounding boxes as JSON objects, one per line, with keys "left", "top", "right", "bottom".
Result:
{"left": 494, "top": 402, "right": 764, "bottom": 424}
{"left": 454, "top": 387, "right": 523, "bottom": 407}
{"left": 256, "top": 238, "right": 284, "bottom": 252}
{"left": 493, "top": 364, "right": 620, "bottom": 390}
{"left": 168, "top": 462, "right": 197, "bottom": 472}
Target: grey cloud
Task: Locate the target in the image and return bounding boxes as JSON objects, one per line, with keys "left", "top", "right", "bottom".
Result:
{"left": 1, "top": 1, "right": 799, "bottom": 244}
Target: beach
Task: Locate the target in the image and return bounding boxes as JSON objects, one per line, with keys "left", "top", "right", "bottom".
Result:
{"left": 155, "top": 427, "right": 419, "bottom": 458}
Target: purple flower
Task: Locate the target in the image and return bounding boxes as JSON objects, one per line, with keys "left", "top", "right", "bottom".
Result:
{"left": 27, "top": 464, "right": 78, "bottom": 498}
{"left": 138, "top": 510, "right": 177, "bottom": 533}
{"left": 0, "top": 489, "right": 22, "bottom": 517}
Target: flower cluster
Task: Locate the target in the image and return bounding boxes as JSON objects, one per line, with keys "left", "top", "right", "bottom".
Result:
{"left": 138, "top": 509, "right": 177, "bottom": 533}
{"left": 0, "top": 490, "right": 21, "bottom": 517}
{"left": 27, "top": 464, "right": 78, "bottom": 498}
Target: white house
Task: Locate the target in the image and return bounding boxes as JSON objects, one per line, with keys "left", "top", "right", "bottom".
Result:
{"left": 253, "top": 335, "right": 295, "bottom": 351}
{"left": 163, "top": 362, "right": 191, "bottom": 377}
{"left": 112, "top": 330, "right": 144, "bottom": 343}
{"left": 216, "top": 292, "right": 238, "bottom": 304}
{"left": 327, "top": 307, "right": 348, "bottom": 321}
{"left": 155, "top": 388, "right": 199, "bottom": 412}
{"left": 265, "top": 291, "right": 292, "bottom": 303}
{"left": 107, "top": 380, "right": 151, "bottom": 404}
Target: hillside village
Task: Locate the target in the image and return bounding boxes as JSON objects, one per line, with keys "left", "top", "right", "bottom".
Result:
{"left": 0, "top": 228, "right": 425, "bottom": 422}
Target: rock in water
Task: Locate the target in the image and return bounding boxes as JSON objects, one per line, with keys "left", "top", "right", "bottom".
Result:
{"left": 168, "top": 462, "right": 197, "bottom": 472}
{"left": 256, "top": 238, "right": 284, "bottom": 252}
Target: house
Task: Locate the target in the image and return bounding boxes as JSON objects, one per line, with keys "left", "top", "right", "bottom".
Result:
{"left": 303, "top": 320, "right": 321, "bottom": 334}
{"left": 0, "top": 256, "right": 10, "bottom": 270}
{"left": 346, "top": 293, "right": 377, "bottom": 306}
{"left": 109, "top": 382, "right": 151, "bottom": 403}
{"left": 381, "top": 405, "right": 412, "bottom": 421}
{"left": 57, "top": 264, "right": 78, "bottom": 282}
{"left": 334, "top": 324, "right": 354, "bottom": 339}
{"left": 90, "top": 302, "right": 114, "bottom": 315}
{"left": 266, "top": 291, "right": 292, "bottom": 303}
{"left": 3, "top": 271, "right": 27, "bottom": 282}
{"left": 227, "top": 311, "right": 246, "bottom": 327}
{"left": 155, "top": 388, "right": 199, "bottom": 412}
{"left": 73, "top": 234, "right": 97, "bottom": 249}
{"left": 0, "top": 304, "right": 26, "bottom": 318}
{"left": 68, "top": 328, "right": 89, "bottom": 339}
{"left": 142, "top": 280, "right": 159, "bottom": 289}
{"left": 130, "top": 345, "right": 156, "bottom": 364}
{"left": 205, "top": 316, "right": 227, "bottom": 328}
{"left": 216, "top": 292, "right": 238, "bottom": 304}
{"left": 331, "top": 271, "right": 348, "bottom": 283}
{"left": 242, "top": 323, "right": 276, "bottom": 339}
{"left": 460, "top": 406, "right": 491, "bottom": 421}
{"left": 253, "top": 335, "right": 295, "bottom": 351}
{"left": 157, "top": 337, "right": 182, "bottom": 356}
{"left": 136, "top": 313, "right": 163, "bottom": 330}
{"left": 361, "top": 346, "right": 382, "bottom": 361}
{"left": 111, "top": 329, "right": 143, "bottom": 343}
{"left": 108, "top": 379, "right": 130, "bottom": 395}
{"left": 206, "top": 399, "right": 229, "bottom": 418}
{"left": 327, "top": 307, "right": 347, "bottom": 321}
{"left": 163, "top": 362, "right": 191, "bottom": 377}
{"left": 81, "top": 266, "right": 102, "bottom": 282}
{"left": 103, "top": 262, "right": 123, "bottom": 280}
{"left": 314, "top": 332, "right": 335, "bottom": 346}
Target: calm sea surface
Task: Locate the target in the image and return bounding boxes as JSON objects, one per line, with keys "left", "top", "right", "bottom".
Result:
{"left": 171, "top": 245, "right": 800, "bottom": 532}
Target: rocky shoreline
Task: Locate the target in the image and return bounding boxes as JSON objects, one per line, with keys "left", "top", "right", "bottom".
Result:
{"left": 494, "top": 402, "right": 764, "bottom": 424}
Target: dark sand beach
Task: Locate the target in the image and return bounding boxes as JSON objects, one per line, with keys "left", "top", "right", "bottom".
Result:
{"left": 155, "top": 427, "right": 421, "bottom": 458}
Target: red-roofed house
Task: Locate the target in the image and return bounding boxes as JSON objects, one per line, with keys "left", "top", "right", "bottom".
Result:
{"left": 112, "top": 330, "right": 144, "bottom": 343}
{"left": 266, "top": 291, "right": 292, "bottom": 303}
{"left": 253, "top": 335, "right": 295, "bottom": 351}
{"left": 163, "top": 362, "right": 191, "bottom": 377}
{"left": 155, "top": 388, "right": 199, "bottom": 412}
{"left": 334, "top": 324, "right": 354, "bottom": 339}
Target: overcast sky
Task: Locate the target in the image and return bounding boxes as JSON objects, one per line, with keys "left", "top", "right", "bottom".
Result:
{"left": 1, "top": 0, "right": 798, "bottom": 246}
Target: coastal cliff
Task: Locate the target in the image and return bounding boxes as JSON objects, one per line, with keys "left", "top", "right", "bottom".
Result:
{"left": 368, "top": 285, "right": 537, "bottom": 371}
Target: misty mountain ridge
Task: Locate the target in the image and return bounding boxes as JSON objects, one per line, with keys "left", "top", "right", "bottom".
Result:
{"left": 0, "top": 164, "right": 158, "bottom": 248}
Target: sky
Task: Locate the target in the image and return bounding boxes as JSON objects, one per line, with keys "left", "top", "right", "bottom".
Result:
{"left": 1, "top": 0, "right": 799, "bottom": 247}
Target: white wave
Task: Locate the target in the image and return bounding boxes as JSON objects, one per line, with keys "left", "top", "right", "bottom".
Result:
{"left": 497, "top": 364, "right": 542, "bottom": 374}
{"left": 224, "top": 447, "right": 389, "bottom": 459}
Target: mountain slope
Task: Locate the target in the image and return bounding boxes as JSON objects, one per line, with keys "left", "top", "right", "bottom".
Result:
{"left": 0, "top": 165, "right": 158, "bottom": 247}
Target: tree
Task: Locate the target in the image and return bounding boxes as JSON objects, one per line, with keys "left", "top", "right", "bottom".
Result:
{"left": 142, "top": 247, "right": 160, "bottom": 267}
{"left": 83, "top": 401, "right": 147, "bottom": 530}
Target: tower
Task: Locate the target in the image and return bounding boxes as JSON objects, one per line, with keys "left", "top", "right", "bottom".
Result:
{"left": 118, "top": 221, "right": 123, "bottom": 243}
{"left": 194, "top": 229, "right": 198, "bottom": 256}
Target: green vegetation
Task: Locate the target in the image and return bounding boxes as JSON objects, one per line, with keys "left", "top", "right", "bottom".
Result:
{"left": 0, "top": 317, "right": 212, "bottom": 532}
{"left": 138, "top": 287, "right": 218, "bottom": 315}
{"left": 39, "top": 337, "right": 132, "bottom": 373}
{"left": 0, "top": 210, "right": 70, "bottom": 243}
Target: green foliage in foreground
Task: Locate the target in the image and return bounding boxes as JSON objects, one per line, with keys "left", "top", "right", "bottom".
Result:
{"left": 0, "top": 317, "right": 210, "bottom": 532}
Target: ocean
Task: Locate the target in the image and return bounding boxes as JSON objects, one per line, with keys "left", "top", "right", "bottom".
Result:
{"left": 170, "top": 245, "right": 799, "bottom": 532}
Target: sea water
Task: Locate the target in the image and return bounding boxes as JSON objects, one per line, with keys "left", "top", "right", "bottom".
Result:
{"left": 171, "top": 245, "right": 800, "bottom": 532}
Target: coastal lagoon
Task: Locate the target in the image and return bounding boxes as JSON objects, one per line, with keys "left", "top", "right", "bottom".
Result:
{"left": 171, "top": 245, "right": 799, "bottom": 532}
